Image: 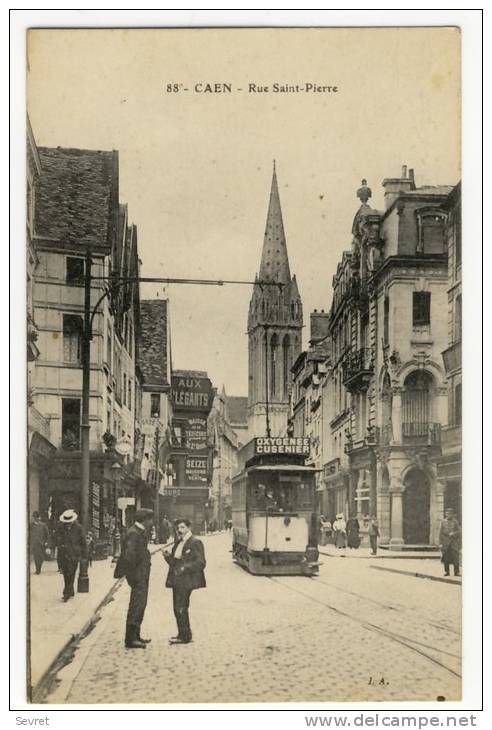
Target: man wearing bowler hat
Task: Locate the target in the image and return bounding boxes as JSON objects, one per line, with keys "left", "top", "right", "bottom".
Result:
{"left": 120, "top": 508, "right": 154, "bottom": 649}
{"left": 164, "top": 518, "right": 206, "bottom": 644}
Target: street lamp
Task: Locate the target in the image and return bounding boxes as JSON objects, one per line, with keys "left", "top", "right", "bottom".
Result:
{"left": 111, "top": 461, "right": 124, "bottom": 561}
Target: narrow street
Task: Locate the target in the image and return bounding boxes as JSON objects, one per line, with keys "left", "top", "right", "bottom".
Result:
{"left": 47, "top": 534, "right": 461, "bottom": 704}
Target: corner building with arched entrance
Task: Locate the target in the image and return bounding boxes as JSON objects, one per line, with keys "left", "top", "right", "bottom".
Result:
{"left": 339, "top": 168, "right": 456, "bottom": 549}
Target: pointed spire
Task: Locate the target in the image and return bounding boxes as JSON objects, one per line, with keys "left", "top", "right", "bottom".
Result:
{"left": 259, "top": 162, "right": 291, "bottom": 283}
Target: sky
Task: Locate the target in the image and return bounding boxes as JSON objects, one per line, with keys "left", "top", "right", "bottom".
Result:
{"left": 27, "top": 27, "right": 460, "bottom": 396}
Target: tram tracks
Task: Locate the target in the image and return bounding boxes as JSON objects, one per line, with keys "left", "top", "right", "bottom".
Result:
{"left": 313, "top": 575, "right": 461, "bottom": 636}
{"left": 268, "top": 576, "right": 461, "bottom": 679}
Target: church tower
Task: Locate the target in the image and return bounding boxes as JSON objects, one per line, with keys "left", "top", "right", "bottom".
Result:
{"left": 247, "top": 163, "right": 303, "bottom": 438}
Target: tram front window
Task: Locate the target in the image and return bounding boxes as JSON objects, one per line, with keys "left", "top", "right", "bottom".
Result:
{"left": 251, "top": 478, "right": 302, "bottom": 513}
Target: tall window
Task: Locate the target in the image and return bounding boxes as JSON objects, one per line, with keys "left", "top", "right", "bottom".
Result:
{"left": 270, "top": 334, "right": 278, "bottom": 397}
{"left": 455, "top": 207, "right": 462, "bottom": 267}
{"left": 123, "top": 374, "right": 127, "bottom": 406}
{"left": 454, "top": 294, "right": 462, "bottom": 343}
{"left": 412, "top": 291, "right": 431, "bottom": 328}
{"left": 454, "top": 383, "right": 462, "bottom": 425}
{"left": 128, "top": 379, "right": 132, "bottom": 411}
{"left": 106, "top": 324, "right": 112, "bottom": 369}
{"left": 61, "top": 398, "right": 81, "bottom": 449}
{"left": 402, "top": 370, "right": 433, "bottom": 438}
{"left": 282, "top": 335, "right": 290, "bottom": 397}
{"left": 383, "top": 294, "right": 390, "bottom": 343}
{"left": 66, "top": 257, "right": 85, "bottom": 286}
{"left": 63, "top": 314, "right": 83, "bottom": 364}
{"left": 150, "top": 393, "right": 160, "bottom": 418}
{"left": 418, "top": 213, "right": 446, "bottom": 254}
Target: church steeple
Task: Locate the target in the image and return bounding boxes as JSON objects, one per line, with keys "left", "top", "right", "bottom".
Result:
{"left": 259, "top": 161, "right": 291, "bottom": 283}
{"left": 247, "top": 163, "right": 303, "bottom": 439}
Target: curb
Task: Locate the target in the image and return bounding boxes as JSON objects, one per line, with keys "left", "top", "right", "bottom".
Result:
{"left": 369, "top": 564, "right": 461, "bottom": 585}
{"left": 30, "top": 544, "right": 167, "bottom": 704}
{"left": 319, "top": 550, "right": 440, "bottom": 560}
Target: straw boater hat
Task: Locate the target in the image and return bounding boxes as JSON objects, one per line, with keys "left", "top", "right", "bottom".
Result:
{"left": 59, "top": 509, "right": 78, "bottom": 524}
{"left": 336, "top": 513, "right": 343, "bottom": 519}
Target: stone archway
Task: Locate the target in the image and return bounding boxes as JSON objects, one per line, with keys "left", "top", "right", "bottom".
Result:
{"left": 402, "top": 468, "right": 431, "bottom": 544}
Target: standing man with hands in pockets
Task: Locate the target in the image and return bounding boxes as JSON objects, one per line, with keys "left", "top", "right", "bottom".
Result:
{"left": 164, "top": 518, "right": 206, "bottom": 645}
{"left": 118, "top": 508, "right": 154, "bottom": 649}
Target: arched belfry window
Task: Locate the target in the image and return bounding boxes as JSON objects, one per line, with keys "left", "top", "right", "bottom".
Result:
{"left": 270, "top": 333, "right": 278, "bottom": 397}
{"left": 283, "top": 334, "right": 291, "bottom": 397}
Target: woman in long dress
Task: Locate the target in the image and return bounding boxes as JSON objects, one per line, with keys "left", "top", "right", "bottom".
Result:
{"left": 346, "top": 516, "right": 360, "bottom": 549}
{"left": 332, "top": 513, "right": 347, "bottom": 549}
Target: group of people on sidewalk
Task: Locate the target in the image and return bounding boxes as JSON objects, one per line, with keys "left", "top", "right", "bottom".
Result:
{"left": 318, "top": 514, "right": 380, "bottom": 555}
{"left": 30, "top": 507, "right": 207, "bottom": 649}
{"left": 317, "top": 508, "right": 461, "bottom": 575}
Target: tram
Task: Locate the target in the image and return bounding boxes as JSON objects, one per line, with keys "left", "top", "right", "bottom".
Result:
{"left": 232, "top": 436, "right": 319, "bottom": 576}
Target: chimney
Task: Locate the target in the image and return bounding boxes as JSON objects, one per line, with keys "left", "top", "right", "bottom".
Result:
{"left": 310, "top": 310, "right": 330, "bottom": 345}
{"left": 382, "top": 164, "right": 415, "bottom": 210}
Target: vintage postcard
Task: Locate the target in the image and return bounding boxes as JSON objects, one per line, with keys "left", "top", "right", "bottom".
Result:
{"left": 25, "top": 26, "right": 463, "bottom": 705}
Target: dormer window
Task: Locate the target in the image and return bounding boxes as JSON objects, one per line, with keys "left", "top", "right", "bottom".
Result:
{"left": 416, "top": 209, "right": 447, "bottom": 254}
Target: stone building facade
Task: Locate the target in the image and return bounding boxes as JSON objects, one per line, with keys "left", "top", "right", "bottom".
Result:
{"left": 247, "top": 164, "right": 303, "bottom": 438}
{"left": 292, "top": 167, "right": 458, "bottom": 549}
{"left": 437, "top": 183, "right": 462, "bottom": 521}
{"left": 30, "top": 142, "right": 143, "bottom": 550}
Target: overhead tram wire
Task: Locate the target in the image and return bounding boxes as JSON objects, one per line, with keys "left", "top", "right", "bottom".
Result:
{"left": 90, "top": 275, "right": 284, "bottom": 288}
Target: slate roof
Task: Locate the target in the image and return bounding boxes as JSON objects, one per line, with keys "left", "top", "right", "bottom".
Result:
{"left": 138, "top": 300, "right": 169, "bottom": 388}
{"left": 35, "top": 146, "right": 118, "bottom": 251}
{"left": 226, "top": 396, "right": 248, "bottom": 426}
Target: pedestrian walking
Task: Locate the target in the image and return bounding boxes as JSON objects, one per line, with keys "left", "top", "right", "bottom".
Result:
{"left": 86, "top": 530, "right": 94, "bottom": 567}
{"left": 346, "top": 515, "right": 361, "bottom": 549}
{"left": 439, "top": 508, "right": 461, "bottom": 577}
{"left": 160, "top": 515, "right": 172, "bottom": 545}
{"left": 368, "top": 516, "right": 380, "bottom": 555}
{"left": 30, "top": 511, "right": 50, "bottom": 574}
{"left": 115, "top": 508, "right": 154, "bottom": 649}
{"left": 332, "top": 513, "right": 347, "bottom": 549}
{"left": 56, "top": 510, "right": 87, "bottom": 601}
{"left": 318, "top": 515, "right": 332, "bottom": 546}
{"left": 164, "top": 518, "right": 206, "bottom": 645}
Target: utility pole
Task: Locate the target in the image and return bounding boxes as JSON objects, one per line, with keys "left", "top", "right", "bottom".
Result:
{"left": 154, "top": 421, "right": 161, "bottom": 536}
{"left": 78, "top": 248, "right": 92, "bottom": 593}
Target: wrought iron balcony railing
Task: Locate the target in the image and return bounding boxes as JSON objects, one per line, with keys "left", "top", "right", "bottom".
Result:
{"left": 402, "top": 422, "right": 441, "bottom": 446}
{"left": 342, "top": 347, "right": 374, "bottom": 392}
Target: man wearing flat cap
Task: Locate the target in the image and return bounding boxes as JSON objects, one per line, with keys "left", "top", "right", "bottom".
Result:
{"left": 120, "top": 508, "right": 154, "bottom": 649}
{"left": 56, "top": 509, "right": 88, "bottom": 602}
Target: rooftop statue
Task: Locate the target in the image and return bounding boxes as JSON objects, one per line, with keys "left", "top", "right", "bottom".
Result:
{"left": 357, "top": 179, "right": 372, "bottom": 205}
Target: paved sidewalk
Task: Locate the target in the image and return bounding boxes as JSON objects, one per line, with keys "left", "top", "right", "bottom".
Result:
{"left": 319, "top": 544, "right": 441, "bottom": 559}
{"left": 29, "top": 557, "right": 123, "bottom": 693}
{"left": 319, "top": 546, "right": 461, "bottom": 584}
{"left": 29, "top": 543, "right": 167, "bottom": 696}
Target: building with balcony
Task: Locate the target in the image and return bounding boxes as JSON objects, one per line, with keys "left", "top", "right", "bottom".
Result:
{"left": 437, "top": 183, "right": 462, "bottom": 520}
{"left": 343, "top": 168, "right": 453, "bottom": 548}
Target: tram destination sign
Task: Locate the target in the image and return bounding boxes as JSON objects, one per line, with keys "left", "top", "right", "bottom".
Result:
{"left": 255, "top": 437, "right": 310, "bottom": 455}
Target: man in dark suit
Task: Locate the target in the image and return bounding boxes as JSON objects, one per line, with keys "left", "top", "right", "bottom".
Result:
{"left": 164, "top": 518, "right": 206, "bottom": 644}
{"left": 30, "top": 511, "right": 50, "bottom": 574}
{"left": 56, "top": 510, "right": 88, "bottom": 601}
{"left": 121, "top": 508, "right": 154, "bottom": 649}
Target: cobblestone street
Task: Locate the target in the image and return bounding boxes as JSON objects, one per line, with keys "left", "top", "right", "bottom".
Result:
{"left": 48, "top": 534, "right": 461, "bottom": 704}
